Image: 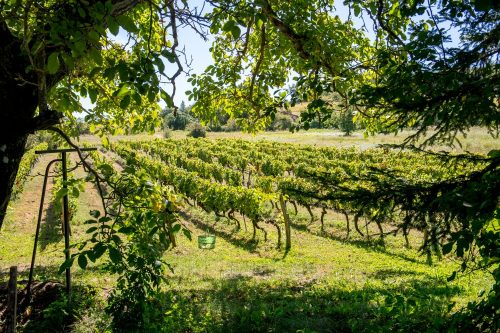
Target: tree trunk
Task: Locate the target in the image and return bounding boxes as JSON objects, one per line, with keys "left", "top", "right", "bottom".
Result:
{"left": 0, "top": 135, "right": 29, "bottom": 226}
{"left": 353, "top": 213, "right": 364, "bottom": 237}
{"left": 279, "top": 194, "right": 291, "bottom": 251}
{"left": 320, "top": 206, "right": 327, "bottom": 233}
{"left": 343, "top": 211, "right": 350, "bottom": 239}
{"left": 306, "top": 204, "right": 315, "bottom": 225}
{"left": 0, "top": 22, "right": 46, "bottom": 228}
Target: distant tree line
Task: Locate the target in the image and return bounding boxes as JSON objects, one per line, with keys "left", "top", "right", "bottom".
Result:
{"left": 163, "top": 98, "right": 360, "bottom": 136}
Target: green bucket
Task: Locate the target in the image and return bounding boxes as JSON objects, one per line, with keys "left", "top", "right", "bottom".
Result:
{"left": 198, "top": 235, "right": 216, "bottom": 249}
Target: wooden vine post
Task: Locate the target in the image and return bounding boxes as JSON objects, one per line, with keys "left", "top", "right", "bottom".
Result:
{"left": 279, "top": 195, "right": 292, "bottom": 250}
{"left": 6, "top": 266, "right": 18, "bottom": 333}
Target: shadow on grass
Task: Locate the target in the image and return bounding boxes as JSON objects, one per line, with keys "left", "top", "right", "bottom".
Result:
{"left": 0, "top": 263, "right": 106, "bottom": 286}
{"left": 290, "top": 221, "right": 424, "bottom": 265}
{"left": 149, "top": 273, "right": 460, "bottom": 333}
{"left": 369, "top": 268, "right": 426, "bottom": 280}
{"left": 0, "top": 279, "right": 100, "bottom": 333}
{"left": 0, "top": 265, "right": 464, "bottom": 332}
{"left": 38, "top": 202, "right": 63, "bottom": 251}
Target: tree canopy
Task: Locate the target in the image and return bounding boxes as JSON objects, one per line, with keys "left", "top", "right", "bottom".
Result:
{"left": 190, "top": 0, "right": 499, "bottom": 141}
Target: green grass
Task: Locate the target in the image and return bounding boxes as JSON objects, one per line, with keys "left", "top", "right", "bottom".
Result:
{"left": 1, "top": 128, "right": 497, "bottom": 332}
{"left": 148, "top": 207, "right": 491, "bottom": 332}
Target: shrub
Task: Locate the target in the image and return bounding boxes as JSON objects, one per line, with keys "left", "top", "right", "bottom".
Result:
{"left": 270, "top": 114, "right": 293, "bottom": 131}
{"left": 187, "top": 123, "right": 206, "bottom": 138}
{"left": 164, "top": 112, "right": 193, "bottom": 130}
{"left": 23, "top": 286, "right": 101, "bottom": 333}
{"left": 163, "top": 127, "right": 172, "bottom": 138}
{"left": 338, "top": 108, "right": 356, "bottom": 136}
{"left": 223, "top": 119, "right": 241, "bottom": 132}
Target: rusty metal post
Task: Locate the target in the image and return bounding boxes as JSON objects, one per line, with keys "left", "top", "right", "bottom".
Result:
{"left": 31, "top": 147, "right": 96, "bottom": 298}
{"left": 27, "top": 158, "right": 61, "bottom": 301}
{"left": 61, "top": 151, "right": 71, "bottom": 297}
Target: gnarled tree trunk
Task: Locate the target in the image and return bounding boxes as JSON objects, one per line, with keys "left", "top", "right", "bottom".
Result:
{"left": 0, "top": 22, "right": 40, "bottom": 227}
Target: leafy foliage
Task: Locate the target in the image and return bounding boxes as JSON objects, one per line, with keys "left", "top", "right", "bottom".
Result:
{"left": 10, "top": 142, "right": 47, "bottom": 201}
{"left": 51, "top": 162, "right": 82, "bottom": 225}
{"left": 23, "top": 286, "right": 100, "bottom": 333}
{"left": 186, "top": 123, "right": 207, "bottom": 138}
{"left": 72, "top": 149, "right": 189, "bottom": 331}
{"left": 163, "top": 106, "right": 195, "bottom": 130}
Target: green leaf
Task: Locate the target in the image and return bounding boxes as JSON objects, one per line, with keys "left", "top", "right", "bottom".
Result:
{"left": 89, "top": 48, "right": 103, "bottom": 65}
{"left": 108, "top": 17, "right": 120, "bottom": 36}
{"left": 55, "top": 188, "right": 68, "bottom": 201}
{"left": 117, "top": 62, "right": 129, "bottom": 80}
{"left": 74, "top": 40, "right": 86, "bottom": 53}
{"left": 120, "top": 95, "right": 131, "bottom": 109}
{"left": 473, "top": 0, "right": 497, "bottom": 11}
{"left": 354, "top": 5, "right": 361, "bottom": 17}
{"left": 116, "top": 15, "right": 138, "bottom": 33}
{"left": 101, "top": 136, "right": 110, "bottom": 147}
{"left": 88, "top": 243, "right": 106, "bottom": 262}
{"left": 79, "top": 86, "right": 88, "bottom": 97}
{"left": 111, "top": 235, "right": 122, "bottom": 245}
{"left": 154, "top": 57, "right": 165, "bottom": 73}
{"left": 222, "top": 20, "right": 236, "bottom": 33}
{"left": 171, "top": 224, "right": 181, "bottom": 233}
{"left": 116, "top": 84, "right": 130, "bottom": 98}
{"left": 147, "top": 89, "right": 156, "bottom": 103}
{"left": 160, "top": 89, "right": 173, "bottom": 107}
{"left": 230, "top": 25, "right": 241, "bottom": 39}
{"left": 77, "top": 6, "right": 86, "bottom": 18}
{"left": 132, "top": 92, "right": 142, "bottom": 104}
{"left": 58, "top": 257, "right": 74, "bottom": 274}
{"left": 108, "top": 246, "right": 122, "bottom": 264}
{"left": 487, "top": 150, "right": 500, "bottom": 158}
{"left": 88, "top": 30, "right": 100, "bottom": 43}
{"left": 118, "top": 226, "right": 135, "bottom": 234}
{"left": 90, "top": 209, "right": 101, "bottom": 218}
{"left": 71, "top": 186, "right": 80, "bottom": 198}
{"left": 103, "top": 67, "right": 117, "bottom": 80}
{"left": 47, "top": 52, "right": 60, "bottom": 74}
{"left": 88, "top": 88, "right": 98, "bottom": 104}
{"left": 161, "top": 50, "right": 176, "bottom": 63}
{"left": 61, "top": 53, "right": 75, "bottom": 70}
{"left": 78, "top": 254, "right": 88, "bottom": 269}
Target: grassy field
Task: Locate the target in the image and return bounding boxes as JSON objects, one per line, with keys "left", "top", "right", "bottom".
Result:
{"left": 1, "top": 128, "right": 498, "bottom": 332}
